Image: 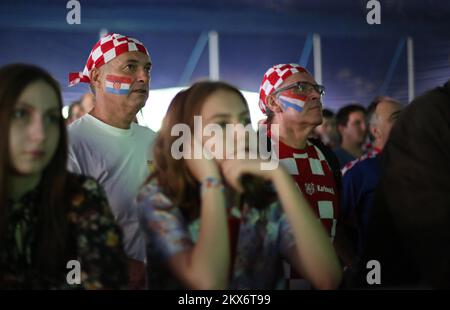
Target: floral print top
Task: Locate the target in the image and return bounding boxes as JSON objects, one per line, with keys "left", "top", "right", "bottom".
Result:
{"left": 136, "top": 183, "right": 297, "bottom": 289}
{"left": 0, "top": 174, "right": 127, "bottom": 289}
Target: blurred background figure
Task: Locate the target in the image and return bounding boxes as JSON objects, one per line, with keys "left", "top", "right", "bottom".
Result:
{"left": 361, "top": 80, "right": 450, "bottom": 289}
{"left": 365, "top": 97, "right": 402, "bottom": 154}
{"left": 66, "top": 100, "right": 85, "bottom": 125}
{"left": 80, "top": 93, "right": 95, "bottom": 113}
{"left": 334, "top": 104, "right": 367, "bottom": 168}
{"left": 313, "top": 108, "right": 338, "bottom": 148}
{"left": 336, "top": 96, "right": 402, "bottom": 274}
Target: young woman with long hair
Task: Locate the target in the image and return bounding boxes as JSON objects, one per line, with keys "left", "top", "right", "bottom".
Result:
{"left": 137, "top": 81, "right": 342, "bottom": 289}
{"left": 0, "top": 64, "right": 127, "bottom": 289}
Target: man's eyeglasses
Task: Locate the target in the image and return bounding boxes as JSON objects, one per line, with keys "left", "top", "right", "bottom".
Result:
{"left": 274, "top": 81, "right": 325, "bottom": 96}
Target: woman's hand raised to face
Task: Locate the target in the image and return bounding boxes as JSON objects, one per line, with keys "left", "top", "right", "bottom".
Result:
{"left": 183, "top": 135, "right": 222, "bottom": 182}
{"left": 219, "top": 154, "right": 282, "bottom": 193}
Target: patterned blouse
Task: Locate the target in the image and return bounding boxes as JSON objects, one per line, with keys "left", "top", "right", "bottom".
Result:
{"left": 136, "top": 183, "right": 297, "bottom": 289}
{"left": 0, "top": 174, "right": 127, "bottom": 289}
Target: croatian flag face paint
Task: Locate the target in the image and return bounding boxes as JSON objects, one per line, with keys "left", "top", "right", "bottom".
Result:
{"left": 105, "top": 75, "right": 132, "bottom": 95}
{"left": 278, "top": 90, "right": 307, "bottom": 113}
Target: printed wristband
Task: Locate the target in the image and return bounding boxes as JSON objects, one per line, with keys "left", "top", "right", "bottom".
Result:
{"left": 201, "top": 176, "right": 224, "bottom": 195}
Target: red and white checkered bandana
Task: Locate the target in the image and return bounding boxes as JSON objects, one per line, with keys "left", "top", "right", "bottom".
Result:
{"left": 68, "top": 33, "right": 149, "bottom": 87}
{"left": 258, "top": 63, "right": 307, "bottom": 114}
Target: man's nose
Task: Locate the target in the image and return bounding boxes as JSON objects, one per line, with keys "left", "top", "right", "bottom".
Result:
{"left": 308, "top": 87, "right": 321, "bottom": 101}
{"left": 136, "top": 67, "right": 150, "bottom": 84}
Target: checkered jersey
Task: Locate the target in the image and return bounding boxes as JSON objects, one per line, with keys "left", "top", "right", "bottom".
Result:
{"left": 276, "top": 139, "right": 339, "bottom": 288}
{"left": 278, "top": 139, "right": 339, "bottom": 239}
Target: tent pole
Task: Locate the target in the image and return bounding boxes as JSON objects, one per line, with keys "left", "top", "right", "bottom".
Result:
{"left": 179, "top": 31, "right": 209, "bottom": 86}
{"left": 407, "top": 36, "right": 415, "bottom": 103}
{"left": 379, "top": 38, "right": 406, "bottom": 95}
{"left": 208, "top": 30, "right": 220, "bottom": 81}
{"left": 299, "top": 33, "right": 313, "bottom": 68}
{"left": 313, "top": 33, "right": 322, "bottom": 85}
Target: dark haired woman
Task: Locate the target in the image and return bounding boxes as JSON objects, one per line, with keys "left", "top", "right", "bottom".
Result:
{"left": 0, "top": 64, "right": 127, "bottom": 289}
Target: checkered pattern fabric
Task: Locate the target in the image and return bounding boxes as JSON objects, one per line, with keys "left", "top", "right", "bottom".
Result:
{"left": 258, "top": 63, "right": 307, "bottom": 114}
{"left": 68, "top": 33, "right": 149, "bottom": 87}
{"left": 275, "top": 139, "right": 339, "bottom": 289}
{"left": 341, "top": 148, "right": 380, "bottom": 176}
{"left": 277, "top": 140, "right": 339, "bottom": 241}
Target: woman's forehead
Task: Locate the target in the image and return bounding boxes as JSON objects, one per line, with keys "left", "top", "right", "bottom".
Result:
{"left": 201, "top": 90, "right": 248, "bottom": 116}
{"left": 17, "top": 81, "right": 59, "bottom": 110}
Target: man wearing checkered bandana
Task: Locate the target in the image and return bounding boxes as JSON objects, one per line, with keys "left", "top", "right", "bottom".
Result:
{"left": 67, "top": 33, "right": 156, "bottom": 289}
{"left": 259, "top": 64, "right": 343, "bottom": 289}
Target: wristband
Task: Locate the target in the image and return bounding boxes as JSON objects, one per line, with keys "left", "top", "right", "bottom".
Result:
{"left": 201, "top": 176, "right": 224, "bottom": 195}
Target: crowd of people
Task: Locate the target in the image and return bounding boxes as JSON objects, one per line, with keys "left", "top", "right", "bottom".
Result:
{"left": 0, "top": 33, "right": 449, "bottom": 289}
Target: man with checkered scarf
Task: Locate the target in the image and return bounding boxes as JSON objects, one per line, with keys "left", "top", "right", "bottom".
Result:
{"left": 67, "top": 33, "right": 156, "bottom": 289}
{"left": 258, "top": 64, "right": 343, "bottom": 289}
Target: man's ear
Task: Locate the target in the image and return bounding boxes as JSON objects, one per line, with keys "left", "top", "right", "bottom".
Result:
{"left": 90, "top": 68, "right": 102, "bottom": 93}
{"left": 370, "top": 125, "right": 379, "bottom": 140}
{"left": 337, "top": 124, "right": 346, "bottom": 136}
{"left": 267, "top": 94, "right": 283, "bottom": 113}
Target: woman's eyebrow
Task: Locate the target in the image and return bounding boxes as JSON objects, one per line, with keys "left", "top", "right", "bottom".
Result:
{"left": 15, "top": 102, "right": 59, "bottom": 112}
{"left": 206, "top": 113, "right": 232, "bottom": 122}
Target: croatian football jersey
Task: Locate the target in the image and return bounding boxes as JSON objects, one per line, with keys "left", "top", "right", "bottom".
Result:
{"left": 276, "top": 139, "right": 339, "bottom": 289}
{"left": 278, "top": 139, "right": 339, "bottom": 239}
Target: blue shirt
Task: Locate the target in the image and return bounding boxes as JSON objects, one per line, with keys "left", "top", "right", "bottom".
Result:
{"left": 333, "top": 147, "right": 356, "bottom": 168}
{"left": 341, "top": 152, "right": 381, "bottom": 256}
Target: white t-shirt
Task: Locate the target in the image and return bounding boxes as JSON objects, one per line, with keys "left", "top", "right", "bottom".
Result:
{"left": 67, "top": 113, "right": 156, "bottom": 262}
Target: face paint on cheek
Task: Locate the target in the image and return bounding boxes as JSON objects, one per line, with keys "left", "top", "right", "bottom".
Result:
{"left": 105, "top": 75, "right": 133, "bottom": 95}
{"left": 278, "top": 93, "right": 307, "bottom": 113}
